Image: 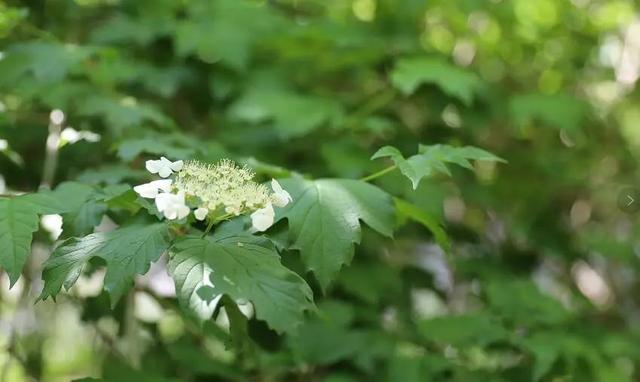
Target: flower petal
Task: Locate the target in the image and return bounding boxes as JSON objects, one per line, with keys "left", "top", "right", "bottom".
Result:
{"left": 177, "top": 205, "right": 191, "bottom": 220}
{"left": 194, "top": 207, "right": 209, "bottom": 221}
{"left": 134, "top": 182, "right": 158, "bottom": 198}
{"left": 271, "top": 179, "right": 292, "bottom": 208}
{"left": 153, "top": 179, "right": 173, "bottom": 193}
{"left": 251, "top": 204, "right": 275, "bottom": 232}
{"left": 158, "top": 166, "right": 173, "bottom": 178}
{"left": 164, "top": 208, "right": 178, "bottom": 220}
{"left": 145, "top": 159, "right": 162, "bottom": 174}
{"left": 155, "top": 193, "right": 172, "bottom": 212}
{"left": 271, "top": 179, "right": 284, "bottom": 193}
{"left": 170, "top": 160, "right": 184, "bottom": 172}
{"left": 134, "top": 179, "right": 173, "bottom": 199}
{"left": 60, "top": 128, "right": 81, "bottom": 144}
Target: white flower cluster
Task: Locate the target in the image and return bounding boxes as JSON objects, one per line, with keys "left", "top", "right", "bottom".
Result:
{"left": 133, "top": 157, "right": 292, "bottom": 231}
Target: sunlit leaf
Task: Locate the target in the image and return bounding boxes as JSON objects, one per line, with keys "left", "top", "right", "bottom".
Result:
{"left": 230, "top": 88, "right": 343, "bottom": 138}
{"left": 0, "top": 187, "right": 79, "bottom": 285}
{"left": 40, "top": 223, "right": 170, "bottom": 305}
{"left": 275, "top": 177, "right": 395, "bottom": 289}
{"left": 372, "top": 144, "right": 505, "bottom": 189}
{"left": 510, "top": 93, "right": 587, "bottom": 132}
{"left": 170, "top": 234, "right": 314, "bottom": 332}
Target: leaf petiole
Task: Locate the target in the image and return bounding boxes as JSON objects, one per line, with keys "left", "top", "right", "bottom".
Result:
{"left": 360, "top": 165, "right": 397, "bottom": 182}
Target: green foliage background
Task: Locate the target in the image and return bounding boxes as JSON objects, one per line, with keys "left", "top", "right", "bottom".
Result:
{"left": 1, "top": 0, "right": 640, "bottom": 381}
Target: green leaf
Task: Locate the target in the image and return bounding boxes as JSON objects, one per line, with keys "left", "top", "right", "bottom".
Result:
{"left": 0, "top": 196, "right": 47, "bottom": 285}
{"left": 90, "top": 14, "right": 173, "bottom": 46}
{"left": 167, "top": 248, "right": 218, "bottom": 321}
{"left": 388, "top": 353, "right": 450, "bottom": 382}
{"left": 418, "top": 313, "right": 508, "bottom": 347}
{"left": 166, "top": 338, "right": 245, "bottom": 380}
{"left": 77, "top": 95, "right": 172, "bottom": 133}
{"left": 485, "top": 279, "right": 570, "bottom": 327}
{"left": 394, "top": 198, "right": 450, "bottom": 253}
{"left": 220, "top": 295, "right": 255, "bottom": 357}
{"left": 0, "top": 182, "right": 110, "bottom": 285}
{"left": 40, "top": 223, "right": 170, "bottom": 305}
{"left": 288, "top": 317, "right": 368, "bottom": 365}
{"left": 286, "top": 301, "right": 390, "bottom": 367}
{"left": 337, "top": 262, "right": 400, "bottom": 305}
{"left": 0, "top": 187, "right": 75, "bottom": 285}
{"left": 520, "top": 332, "right": 561, "bottom": 381}
{"left": 76, "top": 165, "right": 147, "bottom": 185}
{"left": 64, "top": 200, "right": 108, "bottom": 237}
{"left": 49, "top": 182, "right": 96, "bottom": 212}
{"left": 230, "top": 87, "right": 343, "bottom": 138}
{"left": 50, "top": 182, "right": 102, "bottom": 237}
{"left": 372, "top": 144, "right": 505, "bottom": 189}
{"left": 174, "top": 0, "right": 282, "bottom": 70}
{"left": 509, "top": 93, "right": 587, "bottom": 132}
{"left": 116, "top": 138, "right": 196, "bottom": 162}
{"left": 275, "top": 178, "right": 395, "bottom": 289}
{"left": 116, "top": 134, "right": 227, "bottom": 162}
{"left": 196, "top": 285, "right": 217, "bottom": 302}
{"left": 390, "top": 57, "right": 483, "bottom": 105}
{"left": 0, "top": 42, "right": 91, "bottom": 85}
{"left": 169, "top": 234, "right": 314, "bottom": 333}
{"left": 52, "top": 182, "right": 129, "bottom": 237}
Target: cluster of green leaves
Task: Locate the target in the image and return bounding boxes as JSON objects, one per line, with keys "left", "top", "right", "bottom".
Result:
{"left": 1, "top": 0, "right": 640, "bottom": 381}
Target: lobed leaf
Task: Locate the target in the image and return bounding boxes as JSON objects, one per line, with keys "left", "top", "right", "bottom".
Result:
{"left": 395, "top": 198, "right": 450, "bottom": 253}
{"left": 509, "top": 92, "right": 587, "bottom": 132}
{"left": 390, "top": 57, "right": 483, "bottom": 105}
{"left": 170, "top": 234, "right": 314, "bottom": 333}
{"left": 372, "top": 144, "right": 505, "bottom": 189}
{"left": 0, "top": 187, "right": 80, "bottom": 285}
{"left": 275, "top": 178, "right": 395, "bottom": 290}
{"left": 40, "top": 223, "right": 170, "bottom": 305}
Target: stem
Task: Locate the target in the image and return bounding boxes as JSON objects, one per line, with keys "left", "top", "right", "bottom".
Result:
{"left": 201, "top": 213, "right": 234, "bottom": 238}
{"left": 40, "top": 120, "right": 62, "bottom": 189}
{"left": 360, "top": 165, "right": 397, "bottom": 182}
{"left": 202, "top": 219, "right": 215, "bottom": 238}
{"left": 124, "top": 291, "right": 140, "bottom": 368}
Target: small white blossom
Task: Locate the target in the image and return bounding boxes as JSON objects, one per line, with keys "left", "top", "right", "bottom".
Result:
{"left": 270, "top": 179, "right": 292, "bottom": 207}
{"left": 49, "top": 109, "right": 65, "bottom": 125}
{"left": 0, "top": 139, "right": 7, "bottom": 151}
{"left": 60, "top": 127, "right": 101, "bottom": 144}
{"left": 146, "top": 157, "right": 184, "bottom": 178}
{"left": 251, "top": 203, "right": 275, "bottom": 232}
{"left": 194, "top": 207, "right": 209, "bottom": 221}
{"left": 133, "top": 179, "right": 173, "bottom": 199}
{"left": 155, "top": 191, "right": 190, "bottom": 220}
{"left": 41, "top": 214, "right": 63, "bottom": 240}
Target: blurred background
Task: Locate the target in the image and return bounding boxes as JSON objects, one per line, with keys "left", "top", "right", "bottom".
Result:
{"left": 1, "top": 0, "right": 640, "bottom": 380}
